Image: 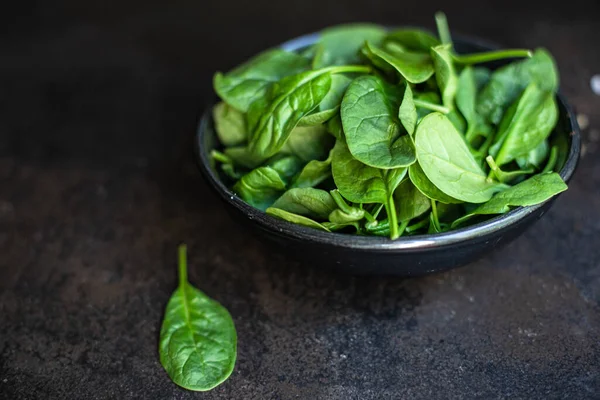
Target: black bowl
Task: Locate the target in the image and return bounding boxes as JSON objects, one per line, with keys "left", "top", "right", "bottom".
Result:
{"left": 196, "top": 32, "right": 581, "bottom": 276}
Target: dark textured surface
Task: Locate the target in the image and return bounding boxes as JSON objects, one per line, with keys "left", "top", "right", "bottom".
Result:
{"left": 1, "top": 1, "right": 600, "bottom": 399}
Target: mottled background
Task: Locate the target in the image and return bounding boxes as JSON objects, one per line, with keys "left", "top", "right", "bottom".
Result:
{"left": 1, "top": 0, "right": 599, "bottom": 399}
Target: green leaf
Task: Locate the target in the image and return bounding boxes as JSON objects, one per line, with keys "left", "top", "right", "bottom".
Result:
{"left": 224, "top": 146, "right": 267, "bottom": 170}
{"left": 516, "top": 140, "right": 550, "bottom": 169}
{"left": 399, "top": 84, "right": 417, "bottom": 135}
{"left": 490, "top": 83, "right": 557, "bottom": 166}
{"left": 267, "top": 156, "right": 304, "bottom": 183}
{"left": 477, "top": 48, "right": 559, "bottom": 125}
{"left": 453, "top": 49, "right": 532, "bottom": 65}
{"left": 214, "top": 49, "right": 310, "bottom": 112}
{"left": 325, "top": 113, "right": 344, "bottom": 140}
{"left": 322, "top": 221, "right": 360, "bottom": 232}
{"left": 299, "top": 74, "right": 353, "bottom": 126}
{"left": 384, "top": 29, "right": 440, "bottom": 52}
{"left": 452, "top": 173, "right": 567, "bottom": 227}
{"left": 272, "top": 188, "right": 337, "bottom": 220}
{"left": 291, "top": 151, "right": 332, "bottom": 189}
{"left": 233, "top": 166, "right": 286, "bottom": 210}
{"left": 212, "top": 102, "right": 247, "bottom": 147}
{"left": 313, "top": 24, "right": 386, "bottom": 68}
{"left": 364, "top": 42, "right": 435, "bottom": 84}
{"left": 266, "top": 207, "right": 331, "bottom": 231}
{"left": 341, "top": 75, "right": 416, "bottom": 169}
{"left": 280, "top": 125, "right": 335, "bottom": 162}
{"left": 414, "top": 112, "right": 506, "bottom": 203}
{"left": 431, "top": 44, "right": 458, "bottom": 109}
{"left": 457, "top": 67, "right": 492, "bottom": 143}
{"left": 159, "top": 245, "right": 236, "bottom": 391}
{"left": 408, "top": 162, "right": 461, "bottom": 204}
{"left": 328, "top": 208, "right": 365, "bottom": 224}
{"left": 394, "top": 179, "right": 431, "bottom": 222}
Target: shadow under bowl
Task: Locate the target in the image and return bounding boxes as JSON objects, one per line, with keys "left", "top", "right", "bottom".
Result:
{"left": 196, "top": 32, "right": 581, "bottom": 276}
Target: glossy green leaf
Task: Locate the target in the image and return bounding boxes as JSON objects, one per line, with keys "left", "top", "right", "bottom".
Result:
{"left": 431, "top": 44, "right": 458, "bottom": 109}
{"left": 313, "top": 24, "right": 386, "bottom": 68}
{"left": 159, "top": 245, "right": 236, "bottom": 391}
{"left": 477, "top": 48, "right": 559, "bottom": 125}
{"left": 214, "top": 49, "right": 310, "bottom": 112}
{"left": 384, "top": 29, "right": 440, "bottom": 52}
{"left": 213, "top": 102, "right": 246, "bottom": 147}
{"left": 291, "top": 151, "right": 332, "bottom": 189}
{"left": 341, "top": 75, "right": 416, "bottom": 169}
{"left": 224, "top": 146, "right": 267, "bottom": 170}
{"left": 364, "top": 42, "right": 435, "bottom": 84}
{"left": 233, "top": 166, "right": 286, "bottom": 210}
{"left": 272, "top": 188, "right": 336, "bottom": 220}
{"left": 408, "top": 162, "right": 461, "bottom": 204}
{"left": 399, "top": 84, "right": 417, "bottom": 135}
{"left": 394, "top": 179, "right": 431, "bottom": 222}
{"left": 266, "top": 207, "right": 330, "bottom": 231}
{"left": 299, "top": 74, "right": 353, "bottom": 126}
{"left": 452, "top": 173, "right": 567, "bottom": 227}
{"left": 516, "top": 140, "right": 549, "bottom": 169}
{"left": 322, "top": 221, "right": 360, "bottom": 232}
{"left": 457, "top": 67, "right": 492, "bottom": 143}
{"left": 414, "top": 112, "right": 506, "bottom": 203}
{"left": 280, "top": 125, "right": 335, "bottom": 162}
{"left": 267, "top": 156, "right": 304, "bottom": 183}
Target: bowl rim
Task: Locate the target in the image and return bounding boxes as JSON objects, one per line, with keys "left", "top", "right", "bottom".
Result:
{"left": 196, "top": 31, "right": 581, "bottom": 252}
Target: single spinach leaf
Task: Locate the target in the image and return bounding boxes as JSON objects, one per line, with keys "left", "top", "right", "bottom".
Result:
{"left": 477, "top": 48, "right": 559, "bottom": 125}
{"left": 490, "top": 83, "right": 557, "bottom": 166}
{"left": 291, "top": 150, "right": 333, "bottom": 189}
{"left": 452, "top": 172, "right": 567, "bottom": 227}
{"left": 272, "top": 188, "right": 337, "bottom": 220}
{"left": 299, "top": 74, "right": 353, "bottom": 126}
{"left": 280, "top": 125, "right": 335, "bottom": 162}
{"left": 399, "top": 84, "right": 417, "bottom": 135}
{"left": 384, "top": 29, "right": 440, "bottom": 52}
{"left": 328, "top": 208, "right": 365, "bottom": 224}
{"left": 456, "top": 67, "right": 492, "bottom": 143}
{"left": 394, "top": 179, "right": 431, "bottom": 222}
{"left": 414, "top": 112, "right": 506, "bottom": 203}
{"left": 214, "top": 49, "right": 310, "bottom": 112}
{"left": 159, "top": 245, "right": 236, "bottom": 391}
{"left": 516, "top": 140, "right": 549, "bottom": 169}
{"left": 313, "top": 24, "right": 386, "bottom": 68}
{"left": 322, "top": 221, "right": 360, "bottom": 232}
{"left": 341, "top": 75, "right": 416, "bottom": 168}
{"left": 267, "top": 156, "right": 304, "bottom": 183}
{"left": 266, "top": 207, "right": 331, "bottom": 231}
{"left": 224, "top": 146, "right": 267, "bottom": 170}
{"left": 364, "top": 42, "right": 435, "bottom": 84}
{"left": 213, "top": 102, "right": 246, "bottom": 146}
{"left": 431, "top": 44, "right": 458, "bottom": 109}
{"left": 408, "top": 162, "right": 461, "bottom": 204}
{"left": 233, "top": 166, "right": 286, "bottom": 210}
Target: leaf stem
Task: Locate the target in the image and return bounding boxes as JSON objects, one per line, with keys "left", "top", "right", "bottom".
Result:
{"left": 413, "top": 99, "right": 450, "bottom": 114}
{"left": 542, "top": 145, "right": 559, "bottom": 173}
{"left": 372, "top": 203, "right": 385, "bottom": 220}
{"left": 406, "top": 217, "right": 429, "bottom": 233}
{"left": 453, "top": 49, "right": 532, "bottom": 65}
{"left": 327, "top": 65, "right": 372, "bottom": 75}
{"left": 398, "top": 220, "right": 410, "bottom": 237}
{"left": 435, "top": 12, "right": 452, "bottom": 47}
{"left": 330, "top": 190, "right": 355, "bottom": 215}
{"left": 386, "top": 196, "right": 400, "bottom": 240}
{"left": 430, "top": 199, "right": 441, "bottom": 231}
{"left": 211, "top": 150, "right": 233, "bottom": 165}
{"left": 178, "top": 244, "right": 188, "bottom": 288}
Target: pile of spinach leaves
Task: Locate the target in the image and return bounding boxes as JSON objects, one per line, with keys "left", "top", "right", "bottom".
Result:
{"left": 211, "top": 13, "right": 568, "bottom": 239}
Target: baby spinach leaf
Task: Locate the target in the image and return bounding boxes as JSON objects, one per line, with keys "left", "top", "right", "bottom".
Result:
{"left": 477, "top": 48, "right": 559, "bottom": 125}
{"left": 313, "top": 24, "right": 386, "bottom": 68}
{"left": 384, "top": 29, "right": 440, "bottom": 52}
{"left": 213, "top": 102, "right": 247, "bottom": 147}
{"left": 267, "top": 156, "right": 304, "bottom": 183}
{"left": 159, "top": 245, "right": 236, "bottom": 392}
{"left": 341, "top": 75, "right": 416, "bottom": 169}
{"left": 248, "top": 66, "right": 369, "bottom": 158}
{"left": 272, "top": 188, "right": 337, "bottom": 220}
{"left": 266, "top": 207, "right": 331, "bottom": 231}
{"left": 399, "top": 84, "right": 417, "bottom": 135}
{"left": 408, "top": 162, "right": 461, "bottom": 204}
{"left": 516, "top": 140, "right": 549, "bottom": 169}
{"left": 457, "top": 67, "right": 492, "bottom": 143}
{"left": 452, "top": 172, "right": 567, "bottom": 227}
{"left": 490, "top": 83, "right": 558, "bottom": 166}
{"left": 214, "top": 49, "right": 310, "bottom": 112}
{"left": 542, "top": 145, "right": 559, "bottom": 174}
{"left": 364, "top": 42, "right": 435, "bottom": 84}
{"left": 299, "top": 74, "right": 353, "bottom": 126}
{"left": 224, "top": 146, "right": 267, "bottom": 170}
{"left": 414, "top": 112, "right": 506, "bottom": 203}
{"left": 322, "top": 221, "right": 360, "bottom": 232}
{"left": 394, "top": 179, "right": 431, "bottom": 222}
{"left": 280, "top": 125, "right": 335, "bottom": 162}
{"left": 233, "top": 166, "right": 286, "bottom": 210}
{"left": 431, "top": 44, "right": 458, "bottom": 109}
{"left": 291, "top": 151, "right": 333, "bottom": 189}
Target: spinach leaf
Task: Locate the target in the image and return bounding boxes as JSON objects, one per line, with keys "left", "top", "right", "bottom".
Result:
{"left": 329, "top": 190, "right": 366, "bottom": 223}
{"left": 322, "top": 221, "right": 360, "bottom": 232}
{"left": 456, "top": 67, "right": 492, "bottom": 143}
{"left": 291, "top": 150, "right": 333, "bottom": 189}
{"left": 398, "top": 84, "right": 417, "bottom": 135}
{"left": 266, "top": 207, "right": 331, "bottom": 231}
{"left": 267, "top": 156, "right": 304, "bottom": 183}
{"left": 431, "top": 44, "right": 458, "bottom": 109}
{"left": 280, "top": 125, "right": 335, "bottom": 162}
{"left": 213, "top": 102, "right": 247, "bottom": 147}
{"left": 452, "top": 172, "right": 567, "bottom": 227}
{"left": 490, "top": 83, "right": 557, "bottom": 166}
{"left": 159, "top": 245, "right": 236, "bottom": 391}
{"left": 299, "top": 74, "right": 353, "bottom": 126}
{"left": 313, "top": 24, "right": 386, "bottom": 68}
{"left": 414, "top": 112, "right": 506, "bottom": 203}
{"left": 408, "top": 162, "right": 461, "bottom": 204}
{"left": 233, "top": 166, "right": 286, "bottom": 210}
{"left": 477, "top": 49, "right": 559, "bottom": 125}
{"left": 516, "top": 140, "right": 549, "bottom": 169}
{"left": 394, "top": 179, "right": 431, "bottom": 222}
{"left": 248, "top": 66, "right": 369, "bottom": 158}
{"left": 272, "top": 188, "right": 337, "bottom": 220}
{"left": 384, "top": 29, "right": 440, "bottom": 52}
{"left": 224, "top": 146, "right": 267, "bottom": 170}
{"left": 214, "top": 49, "right": 310, "bottom": 112}
{"left": 341, "top": 75, "right": 416, "bottom": 169}
{"left": 325, "top": 113, "right": 344, "bottom": 140}
{"left": 364, "top": 42, "right": 435, "bottom": 84}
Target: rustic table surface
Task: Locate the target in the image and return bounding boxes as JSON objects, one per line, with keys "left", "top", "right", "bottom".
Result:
{"left": 1, "top": 1, "right": 599, "bottom": 398}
